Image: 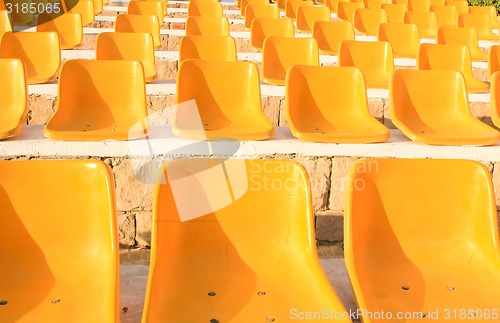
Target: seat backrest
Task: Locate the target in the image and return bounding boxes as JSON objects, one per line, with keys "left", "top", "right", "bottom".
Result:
{"left": 0, "top": 9, "right": 12, "bottom": 33}
{"left": 404, "top": 10, "right": 437, "bottom": 38}
{"left": 337, "top": 1, "right": 365, "bottom": 22}
{"left": 91, "top": 0, "right": 103, "bottom": 14}
{"left": 250, "top": 17, "right": 294, "bottom": 51}
{"left": 378, "top": 23, "right": 419, "bottom": 58}
{"left": 142, "top": 158, "right": 349, "bottom": 322}
{"left": 139, "top": 0, "right": 167, "bottom": 15}
{"left": 262, "top": 36, "right": 319, "bottom": 85}
{"left": 44, "top": 60, "right": 150, "bottom": 141}
{"left": 0, "top": 159, "right": 119, "bottom": 323}
{"left": 185, "top": 16, "right": 230, "bottom": 36}
{"left": 127, "top": 0, "right": 163, "bottom": 26}
{"left": 179, "top": 35, "right": 237, "bottom": 62}
{"left": 0, "top": 58, "right": 27, "bottom": 140}
{"left": 325, "top": 0, "right": 348, "bottom": 12}
{"left": 0, "top": 31, "right": 60, "bottom": 84}
{"left": 430, "top": 4, "right": 457, "bottom": 26}
{"left": 312, "top": 20, "right": 354, "bottom": 55}
{"left": 489, "top": 71, "right": 500, "bottom": 126}
{"left": 468, "top": 5, "right": 498, "bottom": 28}
{"left": 244, "top": 4, "right": 279, "bottom": 29}
{"left": 381, "top": 3, "right": 407, "bottom": 23}
{"left": 240, "top": 0, "right": 269, "bottom": 16}
{"left": 115, "top": 13, "right": 161, "bottom": 48}
{"left": 408, "top": 0, "right": 430, "bottom": 11}
{"left": 36, "top": 13, "right": 83, "bottom": 50}
{"left": 338, "top": 40, "right": 394, "bottom": 79}
{"left": 444, "top": 0, "right": 468, "bottom": 13}
{"left": 63, "top": 0, "right": 95, "bottom": 26}
{"left": 417, "top": 43, "right": 471, "bottom": 77}
{"left": 353, "top": 7, "right": 388, "bottom": 35}
{"left": 436, "top": 26, "right": 485, "bottom": 61}
{"left": 96, "top": 32, "right": 157, "bottom": 82}
{"left": 285, "top": 0, "right": 314, "bottom": 19}
{"left": 458, "top": 13, "right": 496, "bottom": 40}
{"left": 296, "top": 5, "right": 331, "bottom": 32}
{"left": 187, "top": 2, "right": 223, "bottom": 17}
{"left": 488, "top": 45, "right": 500, "bottom": 80}
{"left": 364, "top": 0, "right": 386, "bottom": 9}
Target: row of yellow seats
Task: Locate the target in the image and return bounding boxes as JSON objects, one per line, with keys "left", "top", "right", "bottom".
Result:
{"left": 2, "top": 157, "right": 500, "bottom": 322}
{"left": 2, "top": 55, "right": 500, "bottom": 146}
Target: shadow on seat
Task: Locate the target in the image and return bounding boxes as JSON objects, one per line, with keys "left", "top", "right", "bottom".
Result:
{"left": 337, "top": 1, "right": 365, "bottom": 23}
{"left": 313, "top": 20, "right": 354, "bottom": 55}
{"left": 127, "top": 0, "right": 164, "bottom": 26}
{"left": 185, "top": 16, "right": 230, "bottom": 36}
{"left": 244, "top": 4, "right": 279, "bottom": 29}
{"left": 179, "top": 35, "right": 237, "bottom": 62}
{"left": 296, "top": 6, "right": 331, "bottom": 32}
{"left": 353, "top": 7, "right": 388, "bottom": 36}
{"left": 36, "top": 13, "right": 83, "bottom": 50}
{"left": 381, "top": 3, "right": 407, "bottom": 23}
{"left": 378, "top": 23, "right": 419, "bottom": 58}
{"left": 0, "top": 58, "right": 27, "bottom": 140}
{"left": 115, "top": 13, "right": 162, "bottom": 49}
{"left": 250, "top": 17, "right": 294, "bottom": 51}
{"left": 187, "top": 2, "right": 223, "bottom": 17}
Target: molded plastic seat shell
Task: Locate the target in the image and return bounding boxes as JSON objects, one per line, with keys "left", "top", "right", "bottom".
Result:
{"left": 437, "top": 26, "right": 486, "bottom": 62}
{"left": 127, "top": 0, "right": 164, "bottom": 26}
{"left": 488, "top": 45, "right": 500, "bottom": 81}
{"left": 44, "top": 60, "right": 150, "bottom": 141}
{"left": 179, "top": 35, "right": 237, "bottom": 62}
{"left": 244, "top": 4, "right": 279, "bottom": 29}
{"left": 408, "top": 0, "right": 430, "bottom": 11}
{"left": 285, "top": 0, "right": 313, "bottom": 20}
{"left": 404, "top": 11, "right": 438, "bottom": 38}
{"left": 175, "top": 60, "right": 274, "bottom": 140}
{"left": 445, "top": 0, "right": 468, "bottom": 14}
{"left": 337, "top": 1, "right": 364, "bottom": 23}
{"left": 390, "top": 69, "right": 500, "bottom": 145}
{"left": 286, "top": 65, "right": 389, "bottom": 143}
{"left": 325, "top": 0, "right": 348, "bottom": 12}
{"left": 250, "top": 17, "right": 294, "bottom": 51}
{"left": 430, "top": 4, "right": 457, "bottom": 27}
{"left": 36, "top": 13, "right": 83, "bottom": 50}
{"left": 378, "top": 23, "right": 419, "bottom": 58}
{"left": 296, "top": 5, "right": 331, "bottom": 32}
{"left": 381, "top": 3, "right": 407, "bottom": 23}
{"left": 469, "top": 5, "right": 499, "bottom": 30}
{"left": 364, "top": 0, "right": 386, "bottom": 9}
{"left": 458, "top": 13, "right": 497, "bottom": 41}
{"left": 353, "top": 7, "right": 388, "bottom": 35}
{"left": 312, "top": 20, "right": 354, "bottom": 55}
{"left": 0, "top": 58, "right": 27, "bottom": 140}
{"left": 115, "top": 14, "right": 162, "bottom": 49}
{"left": 187, "top": 2, "right": 223, "bottom": 17}
{"left": 240, "top": 0, "right": 269, "bottom": 16}
{"left": 63, "top": 0, "right": 95, "bottom": 26}
{"left": 185, "top": 16, "right": 230, "bottom": 36}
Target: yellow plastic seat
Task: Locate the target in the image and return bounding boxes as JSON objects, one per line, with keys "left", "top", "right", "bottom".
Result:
{"left": 312, "top": 20, "right": 354, "bottom": 55}
{"left": 3, "top": 0, "right": 34, "bottom": 25}
{"left": 175, "top": 60, "right": 274, "bottom": 140}
{"left": 187, "top": 2, "right": 223, "bottom": 17}
{"left": 0, "top": 159, "right": 119, "bottom": 323}
{"left": 185, "top": 16, "right": 230, "bottom": 36}
{"left": 381, "top": 3, "right": 407, "bottom": 23}
{"left": 250, "top": 17, "right": 294, "bottom": 51}
{"left": 488, "top": 45, "right": 500, "bottom": 81}
{"left": 418, "top": 43, "right": 488, "bottom": 93}
{"left": 407, "top": 0, "right": 430, "bottom": 11}
{"left": 353, "top": 7, "right": 388, "bottom": 36}
{"left": 430, "top": 4, "right": 457, "bottom": 27}
{"left": 44, "top": 60, "right": 150, "bottom": 141}
{"left": 115, "top": 14, "right": 161, "bottom": 49}
{"left": 391, "top": 69, "right": 499, "bottom": 145}
{"left": 92, "top": 0, "right": 103, "bottom": 14}
{"left": 96, "top": 32, "right": 157, "bottom": 83}
{"left": 262, "top": 37, "right": 319, "bottom": 85}
{"left": 142, "top": 158, "right": 350, "bottom": 322}
{"left": 244, "top": 4, "right": 279, "bottom": 29}
{"left": 285, "top": 0, "right": 313, "bottom": 20}
{"left": 296, "top": 6, "right": 331, "bottom": 33}
{"left": 0, "top": 31, "right": 60, "bottom": 85}
{"left": 444, "top": 0, "right": 467, "bottom": 14}
{"left": 337, "top": 1, "right": 364, "bottom": 23}
{"left": 364, "top": 0, "right": 386, "bottom": 9}
{"left": 179, "top": 35, "right": 237, "bottom": 62}
{"left": 276, "top": 0, "right": 286, "bottom": 10}
{"left": 286, "top": 65, "right": 389, "bottom": 143}
{"left": 345, "top": 157, "right": 500, "bottom": 323}
{"left": 458, "top": 13, "right": 497, "bottom": 41}
{"left": 139, "top": 0, "right": 167, "bottom": 16}
{"left": 326, "top": 0, "right": 348, "bottom": 12}
{"left": 240, "top": 0, "right": 269, "bottom": 16}
{"left": 437, "top": 26, "right": 487, "bottom": 62}
{"left": 0, "top": 59, "right": 27, "bottom": 140}
{"left": 338, "top": 40, "right": 394, "bottom": 88}
{"left": 378, "top": 23, "right": 419, "bottom": 58}
{"left": 36, "top": 13, "right": 83, "bottom": 50}
{"left": 63, "top": 0, "right": 94, "bottom": 26}
{"left": 404, "top": 10, "right": 437, "bottom": 38}
{"left": 469, "top": 5, "right": 499, "bottom": 30}
{"left": 128, "top": 0, "right": 164, "bottom": 26}
{"left": 0, "top": 10, "right": 12, "bottom": 43}
{"left": 489, "top": 71, "right": 500, "bottom": 126}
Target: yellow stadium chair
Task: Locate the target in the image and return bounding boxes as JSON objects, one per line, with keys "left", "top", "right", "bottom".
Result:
{"left": 285, "top": 0, "right": 314, "bottom": 20}
{"left": 128, "top": 0, "right": 164, "bottom": 26}
{"left": 296, "top": 6, "right": 331, "bottom": 33}
{"left": 179, "top": 35, "right": 237, "bottom": 62}
{"left": 437, "top": 26, "right": 487, "bottom": 62}
{"left": 488, "top": 45, "right": 500, "bottom": 81}
{"left": 96, "top": 32, "right": 157, "bottom": 83}
{"left": 0, "top": 159, "right": 119, "bottom": 323}
{"left": 286, "top": 65, "right": 389, "bottom": 143}
{"left": 312, "top": 20, "right": 354, "bottom": 55}
{"left": 187, "top": 2, "right": 223, "bottom": 17}
{"left": 345, "top": 158, "right": 500, "bottom": 323}
{"left": 185, "top": 16, "right": 230, "bottom": 36}
{"left": 262, "top": 37, "right": 319, "bottom": 85}
{"left": 353, "top": 7, "right": 388, "bottom": 36}
{"left": 326, "top": 0, "right": 348, "bottom": 12}
{"left": 91, "top": 0, "right": 102, "bottom": 14}
{"left": 63, "top": 0, "right": 94, "bottom": 26}
{"left": 418, "top": 43, "right": 488, "bottom": 93}
{"left": 244, "top": 4, "right": 279, "bottom": 29}
{"left": 364, "top": 0, "right": 386, "bottom": 9}
{"left": 175, "top": 60, "right": 274, "bottom": 140}
{"left": 469, "top": 5, "right": 499, "bottom": 30}
{"left": 490, "top": 71, "right": 500, "bottom": 126}
{"left": 378, "top": 23, "right": 419, "bottom": 58}
{"left": 0, "top": 31, "right": 60, "bottom": 85}
{"left": 240, "top": 0, "right": 269, "bottom": 16}
{"left": 0, "top": 59, "right": 26, "bottom": 140}
{"left": 408, "top": 0, "right": 430, "bottom": 11}
{"left": 250, "top": 17, "right": 294, "bottom": 51}
{"left": 391, "top": 69, "right": 499, "bottom": 145}
{"left": 3, "top": 0, "right": 34, "bottom": 25}
{"left": 115, "top": 14, "right": 161, "bottom": 49}
{"left": 337, "top": 1, "right": 364, "bottom": 23}
{"left": 404, "top": 10, "right": 438, "bottom": 38}
{"left": 458, "top": 13, "right": 497, "bottom": 41}
{"left": 44, "top": 60, "right": 150, "bottom": 141}
{"left": 381, "top": 3, "right": 407, "bottom": 23}
{"left": 430, "top": 4, "right": 457, "bottom": 27}
{"left": 0, "top": 10, "right": 12, "bottom": 43}
{"left": 444, "top": 0, "right": 467, "bottom": 14}
{"left": 338, "top": 40, "right": 394, "bottom": 88}
{"left": 139, "top": 0, "right": 167, "bottom": 16}
{"left": 142, "top": 158, "right": 350, "bottom": 322}
{"left": 36, "top": 13, "right": 83, "bottom": 50}
{"left": 276, "top": 0, "right": 286, "bottom": 10}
